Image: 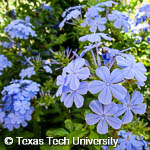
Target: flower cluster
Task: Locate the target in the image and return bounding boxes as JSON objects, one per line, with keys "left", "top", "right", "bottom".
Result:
{"left": 59, "top": 6, "right": 84, "bottom": 28}
{"left": 57, "top": 1, "right": 148, "bottom": 135}
{"left": 0, "top": 54, "right": 12, "bottom": 75}
{"left": 0, "top": 80, "right": 40, "bottom": 131}
{"left": 56, "top": 58, "right": 90, "bottom": 108}
{"left": 19, "top": 67, "right": 36, "bottom": 79}
{"left": 4, "top": 16, "right": 37, "bottom": 39}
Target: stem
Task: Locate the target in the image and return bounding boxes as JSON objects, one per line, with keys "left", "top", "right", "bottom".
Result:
{"left": 96, "top": 42, "right": 101, "bottom": 67}
{"left": 90, "top": 49, "right": 97, "bottom": 66}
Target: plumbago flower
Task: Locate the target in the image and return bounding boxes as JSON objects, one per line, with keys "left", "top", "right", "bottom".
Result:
{"left": 116, "top": 54, "right": 147, "bottom": 86}
{"left": 116, "top": 91, "right": 146, "bottom": 124}
{"left": 19, "top": 67, "right": 36, "bottom": 79}
{"left": 4, "top": 16, "right": 36, "bottom": 39}
{"left": 88, "top": 15, "right": 107, "bottom": 32}
{"left": 108, "top": 10, "right": 130, "bottom": 32}
{"left": 0, "top": 79, "right": 40, "bottom": 131}
{"left": 59, "top": 6, "right": 84, "bottom": 28}
{"left": 89, "top": 66, "right": 127, "bottom": 104}
{"left": 65, "top": 58, "right": 90, "bottom": 90}
{"left": 56, "top": 58, "right": 90, "bottom": 107}
{"left": 61, "top": 81, "right": 88, "bottom": 108}
{"left": 86, "top": 100, "right": 122, "bottom": 134}
{"left": 115, "top": 130, "right": 150, "bottom": 150}
{"left": 0, "top": 54, "right": 12, "bottom": 75}
{"left": 79, "top": 33, "right": 112, "bottom": 43}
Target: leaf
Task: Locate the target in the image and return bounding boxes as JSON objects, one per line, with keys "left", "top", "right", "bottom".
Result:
{"left": 64, "top": 119, "right": 73, "bottom": 132}
{"left": 73, "top": 123, "right": 83, "bottom": 131}
{"left": 46, "top": 128, "right": 69, "bottom": 137}
{"left": 0, "top": 138, "right": 6, "bottom": 150}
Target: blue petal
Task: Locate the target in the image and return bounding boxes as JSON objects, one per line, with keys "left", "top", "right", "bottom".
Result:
{"left": 104, "top": 102, "right": 118, "bottom": 115}
{"left": 130, "top": 91, "right": 144, "bottom": 105}
{"left": 74, "top": 58, "right": 85, "bottom": 70}
{"left": 74, "top": 93, "right": 84, "bottom": 108}
{"left": 89, "top": 100, "right": 103, "bottom": 115}
{"left": 88, "top": 80, "right": 105, "bottom": 94}
{"left": 96, "top": 66, "right": 110, "bottom": 82}
{"left": 77, "top": 81, "right": 88, "bottom": 95}
{"left": 64, "top": 93, "right": 74, "bottom": 108}
{"left": 131, "top": 104, "right": 146, "bottom": 115}
{"left": 67, "top": 74, "right": 80, "bottom": 90}
{"left": 98, "top": 86, "right": 112, "bottom": 104}
{"left": 114, "top": 19, "right": 122, "bottom": 29}
{"left": 115, "top": 104, "right": 127, "bottom": 117}
{"left": 122, "top": 109, "right": 133, "bottom": 124}
{"left": 116, "top": 56, "right": 129, "bottom": 67}
{"left": 108, "top": 14, "right": 118, "bottom": 21}
{"left": 106, "top": 116, "right": 122, "bottom": 129}
{"left": 110, "top": 68, "right": 124, "bottom": 83}
{"left": 97, "top": 119, "right": 108, "bottom": 134}
{"left": 85, "top": 113, "right": 101, "bottom": 125}
{"left": 110, "top": 84, "right": 127, "bottom": 100}
{"left": 77, "top": 67, "right": 90, "bottom": 80}
{"left": 98, "top": 24, "right": 106, "bottom": 32}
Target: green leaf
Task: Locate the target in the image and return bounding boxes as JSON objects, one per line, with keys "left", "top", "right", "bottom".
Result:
{"left": 0, "top": 138, "right": 6, "bottom": 150}
{"left": 64, "top": 119, "right": 73, "bottom": 132}
{"left": 46, "top": 128, "right": 69, "bottom": 137}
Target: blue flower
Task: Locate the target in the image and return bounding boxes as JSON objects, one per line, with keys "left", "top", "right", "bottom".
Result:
{"left": 1, "top": 79, "right": 40, "bottom": 130}
{"left": 116, "top": 55, "right": 147, "bottom": 84}
{"left": 139, "top": 4, "right": 150, "bottom": 17}
{"left": 116, "top": 91, "right": 146, "bottom": 124}
{"left": 88, "top": 16, "right": 107, "bottom": 32}
{"left": 19, "top": 67, "right": 36, "bottom": 79}
{"left": 97, "top": 1, "right": 117, "bottom": 7}
{"left": 59, "top": 6, "right": 83, "bottom": 28}
{"left": 4, "top": 16, "right": 37, "bottom": 39}
{"left": 0, "top": 54, "right": 12, "bottom": 75}
{"left": 86, "top": 100, "right": 122, "bottom": 134}
{"left": 115, "top": 130, "right": 149, "bottom": 150}
{"left": 89, "top": 66, "right": 127, "bottom": 104}
{"left": 43, "top": 59, "right": 53, "bottom": 73}
{"left": 1, "top": 40, "right": 14, "bottom": 49}
{"left": 65, "top": 58, "right": 90, "bottom": 90}
{"left": 14, "top": 101, "right": 30, "bottom": 114}
{"left": 79, "top": 33, "right": 112, "bottom": 43}
{"left": 61, "top": 81, "right": 88, "bottom": 108}
{"left": 41, "top": 3, "right": 53, "bottom": 13}
{"left": 108, "top": 10, "right": 130, "bottom": 32}
{"left": 0, "top": 109, "right": 5, "bottom": 124}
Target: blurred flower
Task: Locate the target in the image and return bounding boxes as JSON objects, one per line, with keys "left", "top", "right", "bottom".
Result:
{"left": 4, "top": 16, "right": 37, "bottom": 39}
{"left": 19, "top": 67, "right": 36, "bottom": 79}
{"left": 0, "top": 54, "right": 12, "bottom": 75}
{"left": 108, "top": 10, "right": 130, "bottom": 32}
{"left": 86, "top": 101, "right": 122, "bottom": 134}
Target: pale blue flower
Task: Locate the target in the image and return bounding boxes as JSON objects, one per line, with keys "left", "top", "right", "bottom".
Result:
{"left": 89, "top": 66, "right": 127, "bottom": 104}
{"left": 14, "top": 101, "right": 30, "bottom": 114}
{"left": 0, "top": 109, "right": 5, "bottom": 124}
{"left": 61, "top": 81, "right": 88, "bottom": 108}
{"left": 86, "top": 100, "right": 122, "bottom": 134}
{"left": 19, "top": 67, "right": 36, "bottom": 79}
{"left": 4, "top": 16, "right": 37, "bottom": 39}
{"left": 88, "top": 16, "right": 107, "bottom": 32}
{"left": 116, "top": 91, "right": 146, "bottom": 124}
{"left": 0, "top": 54, "right": 12, "bottom": 75}
{"left": 116, "top": 55, "right": 147, "bottom": 84}
{"left": 108, "top": 10, "right": 130, "bottom": 32}
{"left": 97, "top": 1, "right": 117, "bottom": 7}
{"left": 79, "top": 33, "right": 112, "bottom": 43}
{"left": 65, "top": 58, "right": 90, "bottom": 90}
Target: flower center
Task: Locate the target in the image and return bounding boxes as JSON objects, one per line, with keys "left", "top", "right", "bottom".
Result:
{"left": 127, "top": 104, "right": 131, "bottom": 108}
{"left": 106, "top": 82, "right": 110, "bottom": 86}
{"left": 101, "top": 114, "right": 105, "bottom": 119}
